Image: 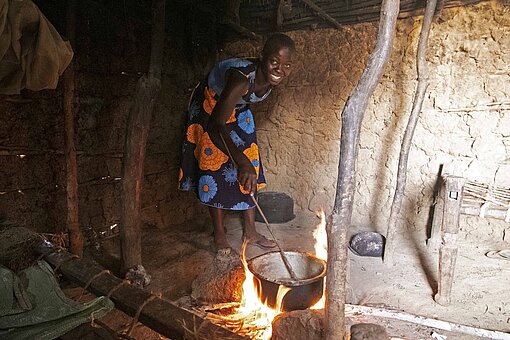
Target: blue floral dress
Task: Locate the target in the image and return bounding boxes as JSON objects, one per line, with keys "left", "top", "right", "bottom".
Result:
{"left": 178, "top": 58, "right": 271, "bottom": 210}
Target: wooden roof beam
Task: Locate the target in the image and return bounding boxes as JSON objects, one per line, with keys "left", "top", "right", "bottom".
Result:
{"left": 299, "top": 0, "right": 343, "bottom": 29}
{"left": 225, "top": 19, "right": 262, "bottom": 42}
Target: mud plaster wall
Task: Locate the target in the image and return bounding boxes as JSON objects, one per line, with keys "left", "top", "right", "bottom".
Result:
{"left": 254, "top": 1, "right": 510, "bottom": 244}
{"left": 0, "top": 2, "right": 211, "bottom": 235}
{"left": 1, "top": 2, "right": 508, "bottom": 245}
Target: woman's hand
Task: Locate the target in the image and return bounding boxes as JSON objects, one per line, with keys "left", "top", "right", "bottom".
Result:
{"left": 237, "top": 158, "right": 257, "bottom": 195}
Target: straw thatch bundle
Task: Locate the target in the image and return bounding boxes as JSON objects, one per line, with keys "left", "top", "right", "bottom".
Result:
{"left": 461, "top": 180, "right": 510, "bottom": 222}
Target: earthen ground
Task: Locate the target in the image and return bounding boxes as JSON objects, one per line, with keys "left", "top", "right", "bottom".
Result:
{"left": 79, "top": 209, "right": 510, "bottom": 339}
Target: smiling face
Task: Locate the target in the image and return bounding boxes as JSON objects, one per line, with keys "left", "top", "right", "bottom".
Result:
{"left": 261, "top": 46, "right": 294, "bottom": 86}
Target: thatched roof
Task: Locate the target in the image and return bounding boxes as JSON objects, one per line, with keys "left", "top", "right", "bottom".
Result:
{"left": 227, "top": 0, "right": 484, "bottom": 36}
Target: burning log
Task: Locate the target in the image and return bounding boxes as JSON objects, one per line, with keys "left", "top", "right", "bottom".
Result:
{"left": 197, "top": 242, "right": 291, "bottom": 339}
{"left": 196, "top": 214, "right": 327, "bottom": 340}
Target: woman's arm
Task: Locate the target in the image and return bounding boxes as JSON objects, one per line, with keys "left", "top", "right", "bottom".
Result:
{"left": 207, "top": 69, "right": 257, "bottom": 194}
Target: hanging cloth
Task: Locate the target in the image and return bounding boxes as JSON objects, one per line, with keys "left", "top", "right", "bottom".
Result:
{"left": 0, "top": 0, "right": 73, "bottom": 94}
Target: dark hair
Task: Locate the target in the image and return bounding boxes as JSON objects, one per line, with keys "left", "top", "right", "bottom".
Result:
{"left": 262, "top": 33, "right": 295, "bottom": 59}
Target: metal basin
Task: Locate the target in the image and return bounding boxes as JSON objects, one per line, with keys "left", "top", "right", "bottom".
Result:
{"left": 247, "top": 251, "right": 326, "bottom": 312}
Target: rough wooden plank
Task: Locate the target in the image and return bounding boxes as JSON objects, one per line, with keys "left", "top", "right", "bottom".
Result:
{"left": 434, "top": 176, "right": 466, "bottom": 306}
{"left": 39, "top": 246, "right": 246, "bottom": 340}
{"left": 442, "top": 176, "right": 465, "bottom": 234}
{"left": 435, "top": 245, "right": 458, "bottom": 306}
{"left": 346, "top": 304, "right": 510, "bottom": 339}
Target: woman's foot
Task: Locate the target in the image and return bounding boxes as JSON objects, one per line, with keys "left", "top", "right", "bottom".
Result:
{"left": 242, "top": 208, "right": 277, "bottom": 249}
{"left": 214, "top": 234, "right": 232, "bottom": 251}
{"left": 243, "top": 232, "right": 277, "bottom": 249}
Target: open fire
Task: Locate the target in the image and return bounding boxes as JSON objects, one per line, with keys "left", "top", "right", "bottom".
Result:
{"left": 311, "top": 209, "right": 327, "bottom": 310}
{"left": 205, "top": 210, "right": 327, "bottom": 339}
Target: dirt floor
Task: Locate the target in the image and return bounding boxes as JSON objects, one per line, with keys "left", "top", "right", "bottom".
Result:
{"left": 84, "top": 209, "right": 510, "bottom": 339}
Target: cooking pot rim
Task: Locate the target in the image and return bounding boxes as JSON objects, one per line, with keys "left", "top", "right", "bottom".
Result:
{"left": 247, "top": 251, "right": 327, "bottom": 287}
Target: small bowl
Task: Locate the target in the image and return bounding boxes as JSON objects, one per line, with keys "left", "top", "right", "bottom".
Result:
{"left": 349, "top": 232, "right": 385, "bottom": 257}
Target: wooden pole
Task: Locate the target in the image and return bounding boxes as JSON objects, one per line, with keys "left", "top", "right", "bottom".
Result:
{"left": 120, "top": 0, "right": 165, "bottom": 272}
{"left": 37, "top": 245, "right": 246, "bottom": 340}
{"left": 63, "top": 0, "right": 84, "bottom": 257}
{"left": 345, "top": 304, "right": 510, "bottom": 339}
{"left": 325, "top": 0, "right": 400, "bottom": 337}
{"left": 383, "top": 0, "right": 437, "bottom": 264}
{"left": 434, "top": 175, "right": 466, "bottom": 306}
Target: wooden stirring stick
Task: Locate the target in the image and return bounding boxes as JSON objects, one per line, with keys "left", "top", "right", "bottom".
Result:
{"left": 218, "top": 134, "right": 298, "bottom": 280}
{"left": 250, "top": 195, "right": 298, "bottom": 280}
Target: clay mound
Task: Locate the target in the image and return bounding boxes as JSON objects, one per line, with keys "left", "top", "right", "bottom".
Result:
{"left": 191, "top": 248, "right": 245, "bottom": 304}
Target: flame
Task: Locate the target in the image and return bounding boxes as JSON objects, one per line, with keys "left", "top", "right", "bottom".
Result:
{"left": 234, "top": 241, "right": 290, "bottom": 339}
{"left": 310, "top": 209, "right": 327, "bottom": 310}
{"left": 209, "top": 211, "right": 328, "bottom": 338}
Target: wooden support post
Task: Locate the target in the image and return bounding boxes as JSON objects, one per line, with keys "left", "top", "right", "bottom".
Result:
{"left": 325, "top": 0, "right": 400, "bottom": 337}
{"left": 434, "top": 175, "right": 466, "bottom": 306}
{"left": 38, "top": 245, "right": 246, "bottom": 340}
{"left": 383, "top": 0, "right": 437, "bottom": 264}
{"left": 299, "top": 0, "right": 343, "bottom": 29}
{"left": 63, "top": 0, "right": 84, "bottom": 256}
{"left": 120, "top": 0, "right": 165, "bottom": 272}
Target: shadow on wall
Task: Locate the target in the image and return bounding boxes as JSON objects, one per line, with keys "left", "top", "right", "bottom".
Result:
{"left": 425, "top": 164, "right": 444, "bottom": 241}
{"left": 366, "top": 19, "right": 415, "bottom": 230}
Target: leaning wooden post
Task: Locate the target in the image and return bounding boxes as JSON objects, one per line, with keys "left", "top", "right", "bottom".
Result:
{"left": 325, "top": 0, "right": 400, "bottom": 337}
{"left": 434, "top": 175, "right": 466, "bottom": 306}
{"left": 120, "top": 0, "right": 165, "bottom": 272}
{"left": 63, "top": 0, "right": 84, "bottom": 256}
{"left": 383, "top": 0, "right": 437, "bottom": 264}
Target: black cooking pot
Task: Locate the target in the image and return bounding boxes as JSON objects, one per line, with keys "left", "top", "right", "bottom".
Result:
{"left": 254, "top": 191, "right": 295, "bottom": 223}
{"left": 247, "top": 251, "right": 326, "bottom": 312}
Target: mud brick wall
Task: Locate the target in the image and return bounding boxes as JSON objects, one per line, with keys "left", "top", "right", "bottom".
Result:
{"left": 0, "top": 1, "right": 210, "bottom": 235}
{"left": 249, "top": 1, "right": 510, "bottom": 244}
{"left": 1, "top": 2, "right": 508, "bottom": 245}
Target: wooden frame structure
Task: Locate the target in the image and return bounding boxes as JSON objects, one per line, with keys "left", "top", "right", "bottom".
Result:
{"left": 429, "top": 174, "right": 510, "bottom": 306}
{"left": 38, "top": 245, "right": 246, "bottom": 340}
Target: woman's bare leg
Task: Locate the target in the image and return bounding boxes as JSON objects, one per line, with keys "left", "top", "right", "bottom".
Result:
{"left": 242, "top": 208, "right": 276, "bottom": 248}
{"left": 209, "top": 207, "right": 231, "bottom": 249}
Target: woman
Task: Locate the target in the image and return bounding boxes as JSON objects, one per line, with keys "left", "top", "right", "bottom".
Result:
{"left": 178, "top": 33, "right": 295, "bottom": 250}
